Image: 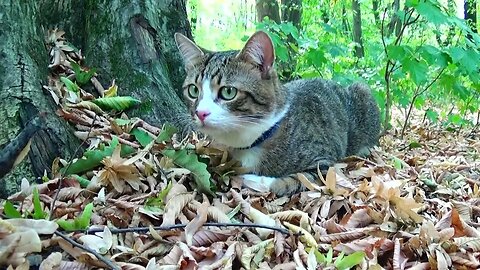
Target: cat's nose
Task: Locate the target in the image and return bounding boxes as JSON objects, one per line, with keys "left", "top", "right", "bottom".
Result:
{"left": 195, "top": 110, "right": 211, "bottom": 122}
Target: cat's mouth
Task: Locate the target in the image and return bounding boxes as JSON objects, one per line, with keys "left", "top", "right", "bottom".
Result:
{"left": 195, "top": 119, "right": 214, "bottom": 130}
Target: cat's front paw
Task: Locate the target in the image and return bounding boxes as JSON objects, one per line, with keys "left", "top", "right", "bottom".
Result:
{"left": 238, "top": 174, "right": 277, "bottom": 193}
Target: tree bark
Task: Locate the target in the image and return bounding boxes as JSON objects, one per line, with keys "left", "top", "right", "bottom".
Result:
{"left": 281, "top": 0, "right": 302, "bottom": 28}
{"left": 465, "top": 0, "right": 478, "bottom": 42}
{"left": 0, "top": 1, "right": 80, "bottom": 198}
{"left": 352, "top": 0, "right": 364, "bottom": 58}
{"left": 82, "top": 0, "right": 189, "bottom": 126}
{"left": 0, "top": 0, "right": 190, "bottom": 198}
{"left": 256, "top": 0, "right": 281, "bottom": 23}
{"left": 341, "top": 5, "right": 351, "bottom": 34}
{"left": 387, "top": 0, "right": 401, "bottom": 37}
{"left": 372, "top": 0, "right": 380, "bottom": 26}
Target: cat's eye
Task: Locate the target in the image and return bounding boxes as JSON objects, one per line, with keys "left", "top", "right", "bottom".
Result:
{"left": 187, "top": 84, "right": 199, "bottom": 99}
{"left": 219, "top": 86, "right": 238, "bottom": 101}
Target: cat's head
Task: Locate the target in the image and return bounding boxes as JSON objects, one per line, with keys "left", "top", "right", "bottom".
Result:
{"left": 174, "top": 31, "right": 287, "bottom": 148}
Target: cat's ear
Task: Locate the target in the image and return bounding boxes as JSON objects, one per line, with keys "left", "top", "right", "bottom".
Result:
{"left": 174, "top": 33, "right": 204, "bottom": 67}
{"left": 237, "top": 31, "right": 275, "bottom": 76}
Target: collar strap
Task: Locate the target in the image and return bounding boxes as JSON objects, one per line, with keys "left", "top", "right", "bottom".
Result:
{"left": 236, "top": 120, "right": 282, "bottom": 150}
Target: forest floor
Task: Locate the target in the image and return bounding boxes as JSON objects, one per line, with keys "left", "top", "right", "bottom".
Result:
{"left": 1, "top": 30, "right": 480, "bottom": 270}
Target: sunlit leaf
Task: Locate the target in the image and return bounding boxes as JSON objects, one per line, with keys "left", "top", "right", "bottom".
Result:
{"left": 71, "top": 62, "right": 96, "bottom": 85}
{"left": 60, "top": 76, "right": 79, "bottom": 93}
{"left": 104, "top": 81, "right": 118, "bottom": 97}
{"left": 156, "top": 123, "right": 177, "bottom": 143}
{"left": 414, "top": 0, "right": 449, "bottom": 25}
{"left": 3, "top": 201, "right": 22, "bottom": 218}
{"left": 401, "top": 58, "right": 428, "bottom": 85}
{"left": 57, "top": 203, "right": 94, "bottom": 231}
{"left": 145, "top": 181, "right": 173, "bottom": 210}
{"left": 71, "top": 174, "right": 90, "bottom": 188}
{"left": 335, "top": 251, "right": 366, "bottom": 270}
{"left": 162, "top": 149, "right": 213, "bottom": 195}
{"left": 32, "top": 187, "right": 47, "bottom": 220}
{"left": 63, "top": 136, "right": 135, "bottom": 175}
{"left": 92, "top": 96, "right": 141, "bottom": 111}
{"left": 131, "top": 127, "right": 154, "bottom": 147}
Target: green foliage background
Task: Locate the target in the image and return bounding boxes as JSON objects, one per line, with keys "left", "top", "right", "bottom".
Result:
{"left": 187, "top": 0, "right": 480, "bottom": 131}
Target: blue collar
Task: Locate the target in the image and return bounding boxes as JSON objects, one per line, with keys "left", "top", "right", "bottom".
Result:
{"left": 237, "top": 120, "right": 282, "bottom": 150}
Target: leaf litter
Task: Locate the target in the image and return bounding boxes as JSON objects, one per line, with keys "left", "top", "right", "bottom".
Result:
{"left": 1, "top": 29, "right": 480, "bottom": 269}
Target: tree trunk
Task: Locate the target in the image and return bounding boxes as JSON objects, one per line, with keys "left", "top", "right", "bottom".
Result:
{"left": 256, "top": 0, "right": 281, "bottom": 23}
{"left": 387, "top": 0, "right": 401, "bottom": 37}
{"left": 372, "top": 0, "right": 380, "bottom": 26}
{"left": 281, "top": 0, "right": 302, "bottom": 28}
{"left": 0, "top": 1, "right": 78, "bottom": 198}
{"left": 436, "top": 1, "right": 456, "bottom": 46}
{"left": 465, "top": 0, "right": 478, "bottom": 42}
{"left": 82, "top": 0, "right": 189, "bottom": 125}
{"left": 352, "top": 0, "right": 364, "bottom": 58}
{"left": 0, "top": 0, "right": 190, "bottom": 198}
{"left": 341, "top": 5, "right": 351, "bottom": 34}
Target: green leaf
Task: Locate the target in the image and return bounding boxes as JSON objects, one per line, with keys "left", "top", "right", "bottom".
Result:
{"left": 62, "top": 136, "right": 134, "bottom": 175}
{"left": 71, "top": 62, "right": 96, "bottom": 85}
{"left": 326, "top": 248, "right": 333, "bottom": 263}
{"left": 387, "top": 45, "right": 410, "bottom": 62}
{"left": 418, "top": 45, "right": 450, "bottom": 67}
{"left": 76, "top": 202, "right": 94, "bottom": 229}
{"left": 392, "top": 157, "right": 404, "bottom": 169}
{"left": 402, "top": 58, "right": 428, "bottom": 85}
{"left": 156, "top": 124, "right": 178, "bottom": 143}
{"left": 405, "top": 0, "right": 419, "bottom": 6}
{"left": 3, "top": 201, "right": 22, "bottom": 218}
{"left": 32, "top": 187, "right": 47, "bottom": 220}
{"left": 162, "top": 148, "right": 213, "bottom": 196}
{"left": 426, "top": 109, "right": 439, "bottom": 122}
{"left": 60, "top": 76, "right": 79, "bottom": 93}
{"left": 92, "top": 96, "right": 141, "bottom": 111}
{"left": 115, "top": 118, "right": 135, "bottom": 126}
{"left": 57, "top": 203, "right": 94, "bottom": 231}
{"left": 275, "top": 45, "right": 289, "bottom": 62}
{"left": 131, "top": 128, "right": 154, "bottom": 147}
{"left": 321, "top": 23, "right": 337, "bottom": 34}
{"left": 414, "top": 0, "right": 449, "bottom": 25}
{"left": 145, "top": 181, "right": 173, "bottom": 210}
{"left": 422, "top": 177, "right": 438, "bottom": 189}
{"left": 409, "top": 141, "right": 422, "bottom": 149}
{"left": 305, "top": 49, "right": 327, "bottom": 67}
{"left": 314, "top": 249, "right": 327, "bottom": 264}
{"left": 462, "top": 49, "right": 480, "bottom": 73}
{"left": 226, "top": 203, "right": 242, "bottom": 220}
{"left": 447, "top": 114, "right": 463, "bottom": 125}
{"left": 335, "top": 251, "right": 366, "bottom": 270}
{"left": 279, "top": 22, "right": 299, "bottom": 39}
{"left": 71, "top": 174, "right": 91, "bottom": 188}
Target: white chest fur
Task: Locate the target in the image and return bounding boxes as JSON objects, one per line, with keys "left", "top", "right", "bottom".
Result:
{"left": 232, "top": 147, "right": 263, "bottom": 172}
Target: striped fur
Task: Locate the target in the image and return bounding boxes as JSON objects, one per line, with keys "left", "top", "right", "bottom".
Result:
{"left": 174, "top": 31, "right": 380, "bottom": 196}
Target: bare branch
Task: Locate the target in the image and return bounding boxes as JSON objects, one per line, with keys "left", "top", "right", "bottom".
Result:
{"left": 55, "top": 230, "right": 120, "bottom": 270}
{"left": 81, "top": 222, "right": 292, "bottom": 235}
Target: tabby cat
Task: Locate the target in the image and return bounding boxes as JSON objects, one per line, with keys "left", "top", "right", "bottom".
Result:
{"left": 174, "top": 31, "right": 380, "bottom": 196}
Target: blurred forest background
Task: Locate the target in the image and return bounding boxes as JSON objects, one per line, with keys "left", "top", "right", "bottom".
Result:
{"left": 187, "top": 0, "right": 480, "bottom": 133}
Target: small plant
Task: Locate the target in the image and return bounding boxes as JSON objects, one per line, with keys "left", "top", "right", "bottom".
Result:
{"left": 315, "top": 248, "right": 365, "bottom": 270}
{"left": 57, "top": 202, "right": 94, "bottom": 231}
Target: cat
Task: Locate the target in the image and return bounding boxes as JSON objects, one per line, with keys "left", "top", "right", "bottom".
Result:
{"left": 174, "top": 31, "right": 380, "bottom": 196}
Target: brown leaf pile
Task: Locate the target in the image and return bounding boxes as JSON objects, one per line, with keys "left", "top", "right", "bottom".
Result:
{"left": 1, "top": 29, "right": 480, "bottom": 270}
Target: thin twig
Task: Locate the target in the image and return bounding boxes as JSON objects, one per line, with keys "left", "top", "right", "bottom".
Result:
{"left": 54, "top": 230, "right": 120, "bottom": 270}
{"left": 82, "top": 222, "right": 292, "bottom": 235}
{"left": 49, "top": 114, "right": 98, "bottom": 220}
{"left": 400, "top": 67, "right": 446, "bottom": 137}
